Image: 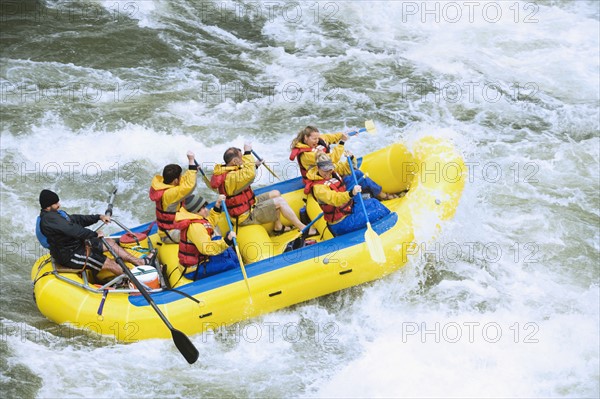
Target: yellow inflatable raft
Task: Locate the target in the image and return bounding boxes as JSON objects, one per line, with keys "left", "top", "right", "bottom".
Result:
{"left": 31, "top": 137, "right": 465, "bottom": 342}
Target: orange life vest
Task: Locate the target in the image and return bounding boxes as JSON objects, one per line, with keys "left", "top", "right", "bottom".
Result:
{"left": 305, "top": 172, "right": 353, "bottom": 223}
{"left": 178, "top": 218, "right": 214, "bottom": 267}
{"left": 149, "top": 187, "right": 181, "bottom": 231}
{"left": 210, "top": 170, "right": 255, "bottom": 217}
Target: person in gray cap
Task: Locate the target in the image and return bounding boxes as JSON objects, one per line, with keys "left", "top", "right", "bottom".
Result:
{"left": 173, "top": 194, "right": 238, "bottom": 281}
{"left": 37, "top": 189, "right": 151, "bottom": 276}
{"left": 304, "top": 153, "right": 391, "bottom": 237}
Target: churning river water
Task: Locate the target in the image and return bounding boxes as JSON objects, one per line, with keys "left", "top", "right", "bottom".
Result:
{"left": 1, "top": 0, "right": 598, "bottom": 398}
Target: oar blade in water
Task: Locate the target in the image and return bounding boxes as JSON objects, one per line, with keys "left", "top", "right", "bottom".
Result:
{"left": 172, "top": 329, "right": 200, "bottom": 364}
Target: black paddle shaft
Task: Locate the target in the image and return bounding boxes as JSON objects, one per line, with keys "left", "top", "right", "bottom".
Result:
{"left": 100, "top": 239, "right": 199, "bottom": 364}
{"left": 105, "top": 187, "right": 117, "bottom": 217}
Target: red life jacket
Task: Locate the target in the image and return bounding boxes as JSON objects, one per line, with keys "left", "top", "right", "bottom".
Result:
{"left": 149, "top": 187, "right": 181, "bottom": 231}
{"left": 305, "top": 173, "right": 353, "bottom": 223}
{"left": 210, "top": 170, "right": 255, "bottom": 217}
{"left": 289, "top": 139, "right": 331, "bottom": 182}
{"left": 178, "top": 218, "right": 214, "bottom": 267}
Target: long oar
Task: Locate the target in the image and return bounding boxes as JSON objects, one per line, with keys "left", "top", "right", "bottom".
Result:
{"left": 221, "top": 202, "right": 253, "bottom": 303}
{"left": 347, "top": 158, "right": 386, "bottom": 263}
{"left": 100, "top": 191, "right": 199, "bottom": 364}
{"left": 101, "top": 238, "right": 199, "bottom": 364}
{"left": 251, "top": 150, "right": 280, "bottom": 181}
{"left": 347, "top": 120, "right": 376, "bottom": 137}
{"left": 193, "top": 160, "right": 217, "bottom": 192}
{"left": 100, "top": 188, "right": 142, "bottom": 245}
{"left": 94, "top": 187, "right": 118, "bottom": 232}
{"left": 105, "top": 187, "right": 117, "bottom": 217}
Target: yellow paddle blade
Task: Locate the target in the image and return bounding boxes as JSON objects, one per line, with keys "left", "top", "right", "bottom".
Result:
{"left": 364, "top": 222, "right": 386, "bottom": 263}
{"left": 364, "top": 120, "right": 376, "bottom": 134}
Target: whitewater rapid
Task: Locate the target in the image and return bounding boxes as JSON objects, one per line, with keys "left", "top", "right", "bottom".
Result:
{"left": 1, "top": 1, "right": 598, "bottom": 398}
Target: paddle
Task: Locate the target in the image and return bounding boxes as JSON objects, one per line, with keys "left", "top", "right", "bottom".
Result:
{"left": 284, "top": 212, "right": 324, "bottom": 251}
{"left": 94, "top": 187, "right": 118, "bottom": 232}
{"left": 100, "top": 190, "right": 199, "bottom": 364}
{"left": 101, "top": 238, "right": 199, "bottom": 363}
{"left": 251, "top": 150, "right": 280, "bottom": 181}
{"left": 105, "top": 187, "right": 117, "bottom": 217}
{"left": 347, "top": 120, "right": 376, "bottom": 137}
{"left": 101, "top": 190, "right": 142, "bottom": 244}
{"left": 221, "top": 201, "right": 253, "bottom": 303}
{"left": 347, "top": 157, "right": 386, "bottom": 263}
{"left": 300, "top": 212, "right": 323, "bottom": 237}
{"left": 194, "top": 160, "right": 217, "bottom": 192}
{"left": 99, "top": 188, "right": 145, "bottom": 247}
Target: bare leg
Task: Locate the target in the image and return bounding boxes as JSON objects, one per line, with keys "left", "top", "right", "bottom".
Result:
{"left": 102, "top": 238, "right": 145, "bottom": 266}
{"left": 272, "top": 197, "right": 317, "bottom": 235}
{"left": 102, "top": 258, "right": 125, "bottom": 275}
{"left": 272, "top": 214, "right": 284, "bottom": 231}
{"left": 267, "top": 190, "right": 285, "bottom": 230}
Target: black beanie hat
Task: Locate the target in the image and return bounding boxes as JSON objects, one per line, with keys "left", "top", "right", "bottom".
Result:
{"left": 39, "top": 189, "right": 60, "bottom": 209}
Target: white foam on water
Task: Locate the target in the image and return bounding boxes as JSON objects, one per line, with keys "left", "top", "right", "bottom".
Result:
{"left": 2, "top": 0, "right": 598, "bottom": 398}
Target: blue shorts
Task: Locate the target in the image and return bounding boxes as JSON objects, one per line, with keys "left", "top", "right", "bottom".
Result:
{"left": 184, "top": 245, "right": 239, "bottom": 280}
{"left": 328, "top": 198, "right": 390, "bottom": 236}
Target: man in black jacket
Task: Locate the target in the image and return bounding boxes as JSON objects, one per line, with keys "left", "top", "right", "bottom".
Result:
{"left": 38, "top": 189, "right": 150, "bottom": 276}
